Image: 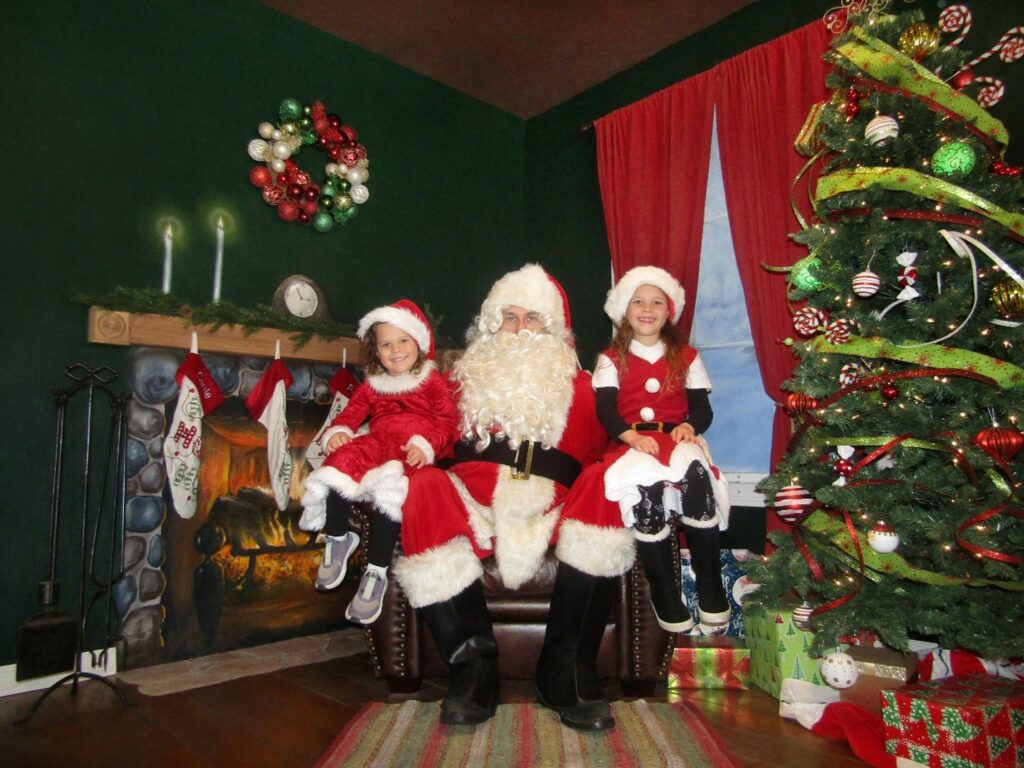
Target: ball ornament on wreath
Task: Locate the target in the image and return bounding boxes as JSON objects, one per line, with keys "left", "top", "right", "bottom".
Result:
{"left": 820, "top": 650, "right": 859, "bottom": 689}
{"left": 898, "top": 22, "right": 941, "bottom": 60}
{"left": 852, "top": 270, "right": 881, "bottom": 297}
{"left": 991, "top": 277, "right": 1024, "bottom": 320}
{"left": 864, "top": 115, "right": 899, "bottom": 147}
{"left": 931, "top": 141, "right": 976, "bottom": 179}
{"left": 247, "top": 99, "right": 369, "bottom": 232}
{"left": 774, "top": 484, "right": 813, "bottom": 523}
{"left": 867, "top": 521, "right": 901, "bottom": 553}
{"left": 972, "top": 425, "right": 1024, "bottom": 463}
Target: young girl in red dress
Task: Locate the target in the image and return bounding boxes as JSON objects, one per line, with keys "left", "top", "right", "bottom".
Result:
{"left": 592, "top": 266, "right": 730, "bottom": 634}
{"left": 300, "top": 299, "right": 458, "bottom": 624}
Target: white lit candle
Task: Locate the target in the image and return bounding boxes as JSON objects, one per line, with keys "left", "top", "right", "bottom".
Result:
{"left": 161, "top": 224, "right": 173, "bottom": 294}
{"left": 212, "top": 216, "right": 224, "bottom": 302}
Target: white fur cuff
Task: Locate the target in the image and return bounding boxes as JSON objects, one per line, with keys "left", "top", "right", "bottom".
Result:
{"left": 556, "top": 519, "right": 636, "bottom": 578}
{"left": 393, "top": 537, "right": 483, "bottom": 608}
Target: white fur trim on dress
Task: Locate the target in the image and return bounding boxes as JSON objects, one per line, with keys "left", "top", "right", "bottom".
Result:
{"left": 556, "top": 519, "right": 636, "bottom": 578}
{"left": 356, "top": 460, "right": 408, "bottom": 522}
{"left": 605, "top": 266, "right": 685, "bottom": 325}
{"left": 366, "top": 360, "right": 436, "bottom": 395}
{"left": 405, "top": 434, "right": 435, "bottom": 465}
{"left": 605, "top": 437, "right": 731, "bottom": 531}
{"left": 491, "top": 472, "right": 558, "bottom": 590}
{"left": 357, "top": 305, "right": 431, "bottom": 354}
{"left": 478, "top": 264, "right": 566, "bottom": 334}
{"left": 393, "top": 536, "right": 484, "bottom": 608}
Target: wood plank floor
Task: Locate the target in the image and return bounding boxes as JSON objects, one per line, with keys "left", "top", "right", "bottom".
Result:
{"left": 0, "top": 639, "right": 869, "bottom": 768}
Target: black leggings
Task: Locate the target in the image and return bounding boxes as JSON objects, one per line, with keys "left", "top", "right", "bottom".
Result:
{"left": 323, "top": 492, "right": 401, "bottom": 568}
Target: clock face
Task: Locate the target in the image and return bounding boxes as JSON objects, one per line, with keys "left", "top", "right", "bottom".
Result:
{"left": 284, "top": 281, "right": 318, "bottom": 318}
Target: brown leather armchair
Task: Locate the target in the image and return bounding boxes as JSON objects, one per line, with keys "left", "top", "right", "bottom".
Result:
{"left": 357, "top": 507, "right": 677, "bottom": 697}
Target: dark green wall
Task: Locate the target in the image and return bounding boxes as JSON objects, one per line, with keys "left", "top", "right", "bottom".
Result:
{"left": 2, "top": 0, "right": 523, "bottom": 665}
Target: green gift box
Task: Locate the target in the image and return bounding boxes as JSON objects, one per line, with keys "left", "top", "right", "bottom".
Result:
{"left": 742, "top": 602, "right": 824, "bottom": 698}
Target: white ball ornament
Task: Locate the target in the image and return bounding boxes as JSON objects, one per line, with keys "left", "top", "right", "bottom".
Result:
{"left": 272, "top": 140, "right": 292, "bottom": 160}
{"left": 349, "top": 184, "right": 370, "bottom": 205}
{"left": 270, "top": 158, "right": 286, "bottom": 174}
{"left": 864, "top": 115, "right": 899, "bottom": 147}
{"left": 852, "top": 270, "right": 881, "bottom": 297}
{"left": 346, "top": 166, "right": 369, "bottom": 185}
{"left": 271, "top": 129, "right": 283, "bottom": 141}
{"left": 248, "top": 139, "right": 270, "bottom": 162}
{"left": 820, "top": 650, "right": 859, "bottom": 689}
{"left": 258, "top": 122, "right": 275, "bottom": 140}
{"left": 325, "top": 163, "right": 339, "bottom": 177}
{"left": 867, "top": 521, "right": 900, "bottom": 553}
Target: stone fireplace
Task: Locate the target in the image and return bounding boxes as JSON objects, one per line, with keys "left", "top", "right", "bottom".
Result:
{"left": 92, "top": 311, "right": 367, "bottom": 668}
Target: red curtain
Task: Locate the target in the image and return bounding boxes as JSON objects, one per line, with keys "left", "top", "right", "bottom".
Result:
{"left": 716, "top": 21, "right": 830, "bottom": 467}
{"left": 594, "top": 69, "right": 716, "bottom": 340}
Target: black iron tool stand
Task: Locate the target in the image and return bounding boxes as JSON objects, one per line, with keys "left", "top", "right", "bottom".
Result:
{"left": 16, "top": 364, "right": 130, "bottom": 725}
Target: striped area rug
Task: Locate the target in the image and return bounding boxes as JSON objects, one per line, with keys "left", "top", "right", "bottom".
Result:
{"left": 315, "top": 699, "right": 741, "bottom": 767}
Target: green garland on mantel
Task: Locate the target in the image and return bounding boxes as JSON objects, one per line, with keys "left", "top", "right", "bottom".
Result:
{"left": 75, "top": 286, "right": 357, "bottom": 348}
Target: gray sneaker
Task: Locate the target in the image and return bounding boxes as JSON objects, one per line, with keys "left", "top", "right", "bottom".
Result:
{"left": 344, "top": 569, "right": 388, "bottom": 624}
{"left": 315, "top": 533, "right": 360, "bottom": 591}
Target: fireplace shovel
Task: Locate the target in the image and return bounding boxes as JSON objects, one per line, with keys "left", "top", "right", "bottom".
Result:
{"left": 16, "top": 582, "right": 77, "bottom": 681}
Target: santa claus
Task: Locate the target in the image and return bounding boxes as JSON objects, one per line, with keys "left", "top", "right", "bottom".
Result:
{"left": 394, "top": 264, "right": 635, "bottom": 731}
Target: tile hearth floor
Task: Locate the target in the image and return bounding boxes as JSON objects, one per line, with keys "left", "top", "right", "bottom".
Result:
{"left": 115, "top": 630, "right": 369, "bottom": 696}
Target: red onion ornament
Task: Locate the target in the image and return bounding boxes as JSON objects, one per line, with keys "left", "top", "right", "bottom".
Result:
{"left": 784, "top": 392, "right": 818, "bottom": 418}
{"left": 972, "top": 425, "right": 1024, "bottom": 462}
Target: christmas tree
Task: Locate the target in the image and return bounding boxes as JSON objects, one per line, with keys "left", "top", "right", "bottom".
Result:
{"left": 748, "top": 6, "right": 1024, "bottom": 661}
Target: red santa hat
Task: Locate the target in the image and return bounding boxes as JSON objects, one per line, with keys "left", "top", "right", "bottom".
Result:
{"left": 357, "top": 299, "right": 435, "bottom": 360}
{"left": 604, "top": 265, "right": 686, "bottom": 326}
{"left": 479, "top": 263, "right": 572, "bottom": 334}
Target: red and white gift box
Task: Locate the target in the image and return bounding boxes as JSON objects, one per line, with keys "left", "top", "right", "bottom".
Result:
{"left": 882, "top": 674, "right": 1024, "bottom": 767}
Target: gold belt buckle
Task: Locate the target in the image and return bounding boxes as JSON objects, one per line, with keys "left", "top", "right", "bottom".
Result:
{"left": 509, "top": 440, "right": 535, "bottom": 480}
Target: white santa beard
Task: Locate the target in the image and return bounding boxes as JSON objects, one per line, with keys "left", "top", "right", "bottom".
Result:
{"left": 454, "top": 330, "right": 576, "bottom": 449}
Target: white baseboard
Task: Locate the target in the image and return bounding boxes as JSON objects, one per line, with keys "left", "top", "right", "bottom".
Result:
{"left": 0, "top": 646, "right": 118, "bottom": 699}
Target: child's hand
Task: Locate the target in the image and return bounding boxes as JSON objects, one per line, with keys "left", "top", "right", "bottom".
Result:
{"left": 671, "top": 423, "right": 698, "bottom": 444}
{"left": 621, "top": 429, "right": 659, "bottom": 455}
{"left": 326, "top": 432, "right": 351, "bottom": 452}
{"left": 403, "top": 443, "right": 427, "bottom": 468}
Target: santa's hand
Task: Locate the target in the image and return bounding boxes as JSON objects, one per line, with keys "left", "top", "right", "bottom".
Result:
{"left": 671, "top": 423, "right": 698, "bottom": 444}
{"left": 326, "top": 432, "right": 351, "bottom": 452}
{"left": 403, "top": 443, "right": 427, "bottom": 468}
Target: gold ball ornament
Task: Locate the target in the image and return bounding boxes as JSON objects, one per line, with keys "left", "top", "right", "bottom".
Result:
{"left": 898, "top": 23, "right": 941, "bottom": 60}
{"left": 991, "top": 278, "right": 1024, "bottom": 320}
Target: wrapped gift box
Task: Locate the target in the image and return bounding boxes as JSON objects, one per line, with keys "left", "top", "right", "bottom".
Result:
{"left": 680, "top": 548, "right": 759, "bottom": 637}
{"left": 668, "top": 636, "right": 750, "bottom": 690}
{"left": 840, "top": 645, "right": 918, "bottom": 715}
{"left": 742, "top": 601, "right": 824, "bottom": 698}
{"left": 882, "top": 673, "right": 1024, "bottom": 767}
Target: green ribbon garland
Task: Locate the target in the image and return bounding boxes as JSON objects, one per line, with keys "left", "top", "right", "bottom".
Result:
{"left": 810, "top": 435, "right": 947, "bottom": 452}
{"left": 802, "top": 510, "right": 1024, "bottom": 591}
{"left": 837, "top": 28, "right": 1009, "bottom": 151}
{"left": 808, "top": 335, "right": 1024, "bottom": 389}
{"left": 815, "top": 167, "right": 1024, "bottom": 240}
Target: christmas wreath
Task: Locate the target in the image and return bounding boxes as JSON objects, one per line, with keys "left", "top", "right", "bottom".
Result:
{"left": 247, "top": 98, "right": 369, "bottom": 232}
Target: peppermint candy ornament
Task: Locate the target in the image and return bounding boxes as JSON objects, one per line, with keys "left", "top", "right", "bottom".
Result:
{"left": 852, "top": 270, "right": 881, "bottom": 297}
{"left": 793, "top": 307, "right": 827, "bottom": 336}
{"left": 824, "top": 318, "right": 856, "bottom": 344}
{"left": 839, "top": 363, "right": 863, "bottom": 387}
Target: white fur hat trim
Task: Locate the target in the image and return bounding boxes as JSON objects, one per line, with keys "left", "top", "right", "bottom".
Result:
{"left": 479, "top": 264, "right": 567, "bottom": 330}
{"left": 604, "top": 265, "right": 685, "bottom": 325}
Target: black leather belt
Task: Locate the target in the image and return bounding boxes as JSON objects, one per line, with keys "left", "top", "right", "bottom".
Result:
{"left": 631, "top": 421, "right": 680, "bottom": 433}
{"left": 450, "top": 439, "right": 582, "bottom": 487}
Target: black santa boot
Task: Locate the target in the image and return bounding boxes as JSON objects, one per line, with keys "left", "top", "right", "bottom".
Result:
{"left": 418, "top": 580, "right": 499, "bottom": 725}
{"left": 536, "top": 561, "right": 616, "bottom": 731}
{"left": 634, "top": 484, "right": 694, "bottom": 633}
{"left": 681, "top": 461, "right": 730, "bottom": 634}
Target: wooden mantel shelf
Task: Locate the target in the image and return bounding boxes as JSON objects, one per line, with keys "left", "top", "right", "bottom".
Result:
{"left": 87, "top": 306, "right": 368, "bottom": 365}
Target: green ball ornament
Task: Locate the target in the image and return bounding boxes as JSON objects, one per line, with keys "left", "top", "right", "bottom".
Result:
{"left": 344, "top": 205, "right": 358, "bottom": 219}
{"left": 319, "top": 195, "right": 335, "bottom": 210}
{"left": 931, "top": 141, "right": 976, "bottom": 179}
{"left": 331, "top": 208, "right": 349, "bottom": 224}
{"left": 337, "top": 179, "right": 351, "bottom": 193}
{"left": 791, "top": 256, "right": 824, "bottom": 293}
{"left": 279, "top": 98, "right": 302, "bottom": 122}
{"left": 300, "top": 130, "right": 317, "bottom": 146}
{"left": 312, "top": 211, "right": 334, "bottom": 232}
{"left": 299, "top": 117, "right": 312, "bottom": 129}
